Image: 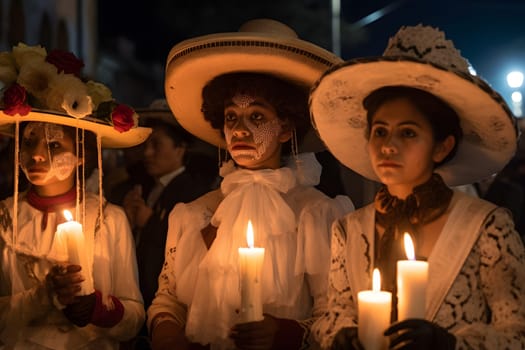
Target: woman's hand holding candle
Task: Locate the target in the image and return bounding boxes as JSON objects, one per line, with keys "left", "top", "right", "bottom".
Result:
{"left": 383, "top": 234, "right": 456, "bottom": 349}
{"left": 55, "top": 210, "right": 94, "bottom": 295}
{"left": 46, "top": 264, "right": 85, "bottom": 305}
{"left": 384, "top": 318, "right": 456, "bottom": 350}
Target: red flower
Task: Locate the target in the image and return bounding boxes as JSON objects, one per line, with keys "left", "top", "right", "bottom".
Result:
{"left": 111, "top": 104, "right": 135, "bottom": 132}
{"left": 46, "top": 49, "right": 85, "bottom": 77}
{"left": 3, "top": 83, "right": 31, "bottom": 116}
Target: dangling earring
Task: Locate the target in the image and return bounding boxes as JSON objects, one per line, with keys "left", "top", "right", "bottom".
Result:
{"left": 291, "top": 128, "right": 304, "bottom": 175}
{"left": 291, "top": 128, "right": 300, "bottom": 161}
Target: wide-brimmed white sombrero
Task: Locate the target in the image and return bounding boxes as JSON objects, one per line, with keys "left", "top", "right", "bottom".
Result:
{"left": 310, "top": 24, "right": 519, "bottom": 186}
{"left": 164, "top": 18, "right": 343, "bottom": 149}
{"left": 0, "top": 43, "right": 151, "bottom": 148}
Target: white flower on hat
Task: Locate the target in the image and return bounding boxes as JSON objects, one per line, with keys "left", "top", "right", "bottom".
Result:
{"left": 46, "top": 73, "right": 94, "bottom": 118}
{"left": 11, "top": 42, "right": 47, "bottom": 68}
{"left": 86, "top": 80, "right": 113, "bottom": 111}
{"left": 17, "top": 59, "right": 57, "bottom": 103}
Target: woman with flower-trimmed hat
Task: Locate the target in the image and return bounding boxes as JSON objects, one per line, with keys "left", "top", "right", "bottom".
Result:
{"left": 0, "top": 43, "right": 151, "bottom": 349}
{"left": 309, "top": 25, "right": 525, "bottom": 349}
{"left": 147, "top": 19, "right": 354, "bottom": 350}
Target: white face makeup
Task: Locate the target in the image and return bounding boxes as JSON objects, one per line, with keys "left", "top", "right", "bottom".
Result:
{"left": 232, "top": 93, "right": 256, "bottom": 109}
{"left": 224, "top": 117, "right": 282, "bottom": 161}
{"left": 20, "top": 122, "right": 77, "bottom": 184}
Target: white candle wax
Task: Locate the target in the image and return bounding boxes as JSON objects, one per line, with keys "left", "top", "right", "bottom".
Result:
{"left": 358, "top": 269, "right": 392, "bottom": 350}
{"left": 55, "top": 210, "right": 94, "bottom": 295}
{"left": 397, "top": 233, "right": 428, "bottom": 320}
{"left": 238, "top": 220, "right": 265, "bottom": 323}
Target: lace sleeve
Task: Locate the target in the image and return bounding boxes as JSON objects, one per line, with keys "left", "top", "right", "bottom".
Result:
{"left": 146, "top": 203, "right": 192, "bottom": 331}
{"left": 455, "top": 208, "right": 525, "bottom": 348}
{"left": 312, "top": 220, "right": 358, "bottom": 349}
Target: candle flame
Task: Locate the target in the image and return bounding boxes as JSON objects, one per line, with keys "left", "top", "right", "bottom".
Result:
{"left": 404, "top": 232, "right": 415, "bottom": 260}
{"left": 63, "top": 209, "right": 73, "bottom": 222}
{"left": 246, "top": 220, "right": 254, "bottom": 248}
{"left": 372, "top": 268, "right": 381, "bottom": 292}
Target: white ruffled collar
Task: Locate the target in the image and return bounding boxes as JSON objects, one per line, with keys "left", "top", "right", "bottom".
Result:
{"left": 184, "top": 153, "right": 322, "bottom": 345}
{"left": 219, "top": 152, "right": 322, "bottom": 188}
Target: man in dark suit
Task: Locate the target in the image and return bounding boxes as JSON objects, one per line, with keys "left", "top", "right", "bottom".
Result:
{"left": 121, "top": 100, "right": 218, "bottom": 348}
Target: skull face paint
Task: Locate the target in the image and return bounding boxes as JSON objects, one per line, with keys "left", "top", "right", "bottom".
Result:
{"left": 223, "top": 95, "right": 290, "bottom": 169}
{"left": 224, "top": 118, "right": 282, "bottom": 161}
{"left": 20, "top": 122, "right": 78, "bottom": 185}
{"left": 231, "top": 93, "right": 256, "bottom": 109}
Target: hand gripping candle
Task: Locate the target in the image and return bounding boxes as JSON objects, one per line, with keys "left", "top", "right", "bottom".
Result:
{"left": 358, "top": 268, "right": 392, "bottom": 350}
{"left": 397, "top": 233, "right": 428, "bottom": 320}
{"left": 55, "top": 210, "right": 94, "bottom": 295}
{"left": 238, "top": 220, "right": 265, "bottom": 322}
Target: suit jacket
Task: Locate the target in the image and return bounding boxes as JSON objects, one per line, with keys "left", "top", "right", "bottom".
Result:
{"left": 136, "top": 170, "right": 214, "bottom": 310}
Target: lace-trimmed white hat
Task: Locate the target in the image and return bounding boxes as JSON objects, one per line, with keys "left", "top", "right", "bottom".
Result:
{"left": 164, "top": 18, "right": 343, "bottom": 148}
{"left": 310, "top": 24, "right": 519, "bottom": 186}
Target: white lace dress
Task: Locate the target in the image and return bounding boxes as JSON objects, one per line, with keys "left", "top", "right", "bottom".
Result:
{"left": 312, "top": 191, "right": 525, "bottom": 349}
{"left": 147, "top": 153, "right": 354, "bottom": 349}
{"left": 0, "top": 192, "right": 145, "bottom": 349}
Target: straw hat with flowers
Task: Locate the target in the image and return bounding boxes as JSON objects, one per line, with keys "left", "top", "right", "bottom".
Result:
{"left": 0, "top": 43, "right": 151, "bottom": 148}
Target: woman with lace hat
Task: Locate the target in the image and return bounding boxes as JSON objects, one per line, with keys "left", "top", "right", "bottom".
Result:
{"left": 309, "top": 25, "right": 525, "bottom": 349}
{"left": 0, "top": 43, "right": 151, "bottom": 348}
{"left": 147, "top": 19, "right": 354, "bottom": 350}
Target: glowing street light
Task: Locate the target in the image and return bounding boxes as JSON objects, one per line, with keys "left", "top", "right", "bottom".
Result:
{"left": 507, "top": 71, "right": 524, "bottom": 88}
{"left": 512, "top": 91, "right": 522, "bottom": 103}
{"left": 507, "top": 71, "right": 524, "bottom": 117}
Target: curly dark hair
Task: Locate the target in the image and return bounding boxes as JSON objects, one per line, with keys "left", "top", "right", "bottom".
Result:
{"left": 201, "top": 72, "right": 310, "bottom": 154}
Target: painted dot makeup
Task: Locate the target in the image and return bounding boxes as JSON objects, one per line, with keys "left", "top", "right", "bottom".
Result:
{"left": 225, "top": 118, "right": 282, "bottom": 161}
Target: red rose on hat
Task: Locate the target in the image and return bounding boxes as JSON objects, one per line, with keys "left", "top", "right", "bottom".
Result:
{"left": 45, "top": 49, "right": 85, "bottom": 77}
{"left": 3, "top": 83, "right": 31, "bottom": 116}
{"left": 111, "top": 104, "right": 136, "bottom": 132}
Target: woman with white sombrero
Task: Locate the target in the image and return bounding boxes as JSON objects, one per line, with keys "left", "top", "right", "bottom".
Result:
{"left": 309, "top": 25, "right": 525, "bottom": 349}
{"left": 0, "top": 43, "right": 150, "bottom": 348}
{"left": 147, "top": 19, "right": 354, "bottom": 349}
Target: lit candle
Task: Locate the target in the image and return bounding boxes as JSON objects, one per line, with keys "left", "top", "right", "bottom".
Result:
{"left": 238, "top": 220, "right": 265, "bottom": 323}
{"left": 358, "top": 268, "right": 392, "bottom": 350}
{"left": 397, "top": 233, "right": 428, "bottom": 320}
{"left": 55, "top": 210, "right": 94, "bottom": 295}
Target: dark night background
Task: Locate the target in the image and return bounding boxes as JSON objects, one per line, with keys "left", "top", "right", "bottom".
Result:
{"left": 97, "top": 0, "right": 525, "bottom": 110}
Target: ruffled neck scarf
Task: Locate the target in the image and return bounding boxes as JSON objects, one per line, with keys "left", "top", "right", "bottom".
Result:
{"left": 26, "top": 186, "right": 77, "bottom": 230}
{"left": 374, "top": 173, "right": 452, "bottom": 321}
{"left": 185, "top": 153, "right": 321, "bottom": 347}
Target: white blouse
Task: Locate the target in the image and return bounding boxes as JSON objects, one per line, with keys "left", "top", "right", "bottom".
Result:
{"left": 313, "top": 191, "right": 525, "bottom": 349}
{"left": 0, "top": 192, "right": 145, "bottom": 349}
{"left": 148, "top": 153, "right": 354, "bottom": 349}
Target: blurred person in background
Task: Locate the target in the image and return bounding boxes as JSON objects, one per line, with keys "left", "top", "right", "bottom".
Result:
{"left": 121, "top": 100, "right": 218, "bottom": 349}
